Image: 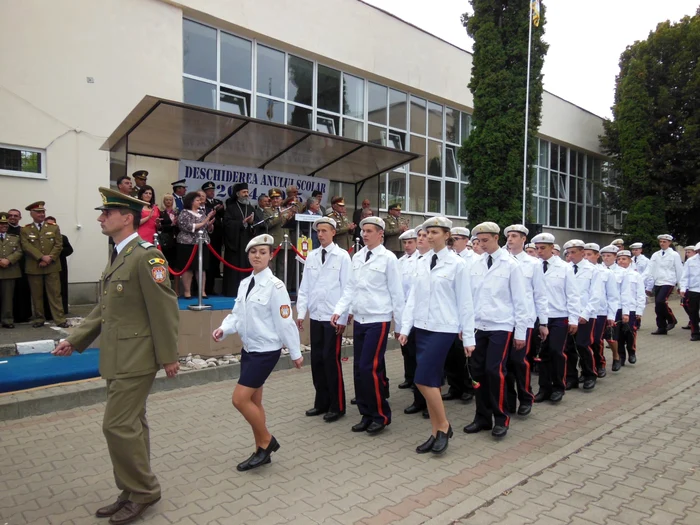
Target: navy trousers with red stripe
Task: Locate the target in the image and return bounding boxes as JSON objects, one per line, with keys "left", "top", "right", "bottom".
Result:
{"left": 310, "top": 319, "right": 346, "bottom": 414}
{"left": 618, "top": 311, "right": 637, "bottom": 363}
{"left": 592, "top": 315, "right": 607, "bottom": 370}
{"left": 688, "top": 291, "right": 700, "bottom": 336}
{"left": 471, "top": 330, "right": 512, "bottom": 428}
{"left": 538, "top": 318, "right": 569, "bottom": 394}
{"left": 565, "top": 318, "right": 598, "bottom": 382}
{"left": 506, "top": 327, "right": 534, "bottom": 408}
{"left": 353, "top": 321, "right": 391, "bottom": 425}
{"left": 654, "top": 285, "right": 677, "bottom": 331}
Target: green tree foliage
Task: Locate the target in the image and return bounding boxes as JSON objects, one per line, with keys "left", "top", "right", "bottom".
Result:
{"left": 459, "top": 0, "right": 548, "bottom": 226}
{"left": 602, "top": 10, "right": 700, "bottom": 246}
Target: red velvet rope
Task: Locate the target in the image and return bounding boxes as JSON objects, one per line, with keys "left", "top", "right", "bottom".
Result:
{"left": 168, "top": 244, "right": 198, "bottom": 277}
{"left": 348, "top": 246, "right": 355, "bottom": 254}
{"left": 290, "top": 244, "right": 307, "bottom": 260}
{"left": 207, "top": 243, "right": 254, "bottom": 272}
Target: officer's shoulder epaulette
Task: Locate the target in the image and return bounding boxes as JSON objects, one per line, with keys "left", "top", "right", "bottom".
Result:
{"left": 138, "top": 241, "right": 155, "bottom": 249}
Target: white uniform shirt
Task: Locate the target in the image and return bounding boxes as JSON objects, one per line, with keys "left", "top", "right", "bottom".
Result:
{"left": 633, "top": 254, "right": 650, "bottom": 275}
{"left": 218, "top": 267, "right": 301, "bottom": 360}
{"left": 296, "top": 242, "right": 351, "bottom": 323}
{"left": 541, "top": 255, "right": 582, "bottom": 324}
{"left": 333, "top": 244, "right": 405, "bottom": 327}
{"left": 469, "top": 248, "right": 530, "bottom": 340}
{"left": 400, "top": 246, "right": 475, "bottom": 345}
{"left": 513, "top": 250, "right": 549, "bottom": 327}
{"left": 596, "top": 266, "right": 620, "bottom": 320}
{"left": 398, "top": 252, "right": 418, "bottom": 299}
{"left": 570, "top": 259, "right": 604, "bottom": 320}
{"left": 642, "top": 248, "right": 683, "bottom": 290}
{"left": 680, "top": 254, "right": 700, "bottom": 293}
{"left": 456, "top": 248, "right": 476, "bottom": 269}
{"left": 620, "top": 268, "right": 647, "bottom": 316}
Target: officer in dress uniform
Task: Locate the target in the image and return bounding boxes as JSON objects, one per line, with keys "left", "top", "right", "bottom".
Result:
{"left": 264, "top": 188, "right": 293, "bottom": 279}
{"left": 0, "top": 212, "right": 23, "bottom": 328}
{"left": 680, "top": 242, "right": 700, "bottom": 341}
{"left": 397, "top": 228, "right": 418, "bottom": 392}
{"left": 171, "top": 179, "right": 187, "bottom": 211}
{"left": 201, "top": 181, "right": 225, "bottom": 295}
{"left": 20, "top": 201, "right": 68, "bottom": 328}
{"left": 296, "top": 217, "right": 352, "bottom": 423}
{"left": 131, "top": 170, "right": 148, "bottom": 198}
{"left": 331, "top": 217, "right": 405, "bottom": 435}
{"left": 642, "top": 234, "right": 684, "bottom": 335}
{"left": 52, "top": 187, "right": 179, "bottom": 524}
{"left": 326, "top": 196, "right": 355, "bottom": 251}
{"left": 531, "top": 233, "right": 582, "bottom": 404}
{"left": 617, "top": 250, "right": 647, "bottom": 365}
{"left": 383, "top": 203, "right": 407, "bottom": 258}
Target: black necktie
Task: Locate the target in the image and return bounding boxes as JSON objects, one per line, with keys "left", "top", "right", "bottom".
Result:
{"left": 37, "top": 223, "right": 42, "bottom": 231}
{"left": 366, "top": 251, "right": 372, "bottom": 262}
{"left": 543, "top": 260, "right": 549, "bottom": 273}
{"left": 634, "top": 256, "right": 638, "bottom": 263}
{"left": 662, "top": 251, "right": 665, "bottom": 256}
{"left": 487, "top": 255, "right": 493, "bottom": 269}
{"left": 246, "top": 277, "right": 255, "bottom": 299}
{"left": 111, "top": 247, "right": 118, "bottom": 265}
{"left": 573, "top": 263, "right": 578, "bottom": 275}
{"left": 430, "top": 254, "right": 438, "bottom": 270}
{"left": 322, "top": 249, "right": 327, "bottom": 265}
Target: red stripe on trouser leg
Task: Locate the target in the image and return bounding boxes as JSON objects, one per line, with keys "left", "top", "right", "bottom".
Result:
{"left": 498, "top": 332, "right": 513, "bottom": 427}
{"left": 561, "top": 322, "right": 569, "bottom": 388}
{"left": 587, "top": 319, "right": 598, "bottom": 376}
{"left": 524, "top": 329, "right": 533, "bottom": 396}
{"left": 665, "top": 287, "right": 677, "bottom": 323}
{"left": 372, "top": 322, "right": 389, "bottom": 425}
{"left": 335, "top": 333, "right": 344, "bottom": 412}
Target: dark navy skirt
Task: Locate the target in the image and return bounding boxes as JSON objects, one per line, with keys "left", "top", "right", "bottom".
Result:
{"left": 414, "top": 328, "right": 458, "bottom": 387}
{"left": 238, "top": 349, "right": 282, "bottom": 388}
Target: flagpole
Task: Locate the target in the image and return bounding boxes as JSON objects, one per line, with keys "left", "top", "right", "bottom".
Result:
{"left": 522, "top": 2, "right": 534, "bottom": 225}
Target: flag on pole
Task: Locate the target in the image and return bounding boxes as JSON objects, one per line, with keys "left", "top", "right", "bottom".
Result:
{"left": 531, "top": 0, "right": 540, "bottom": 27}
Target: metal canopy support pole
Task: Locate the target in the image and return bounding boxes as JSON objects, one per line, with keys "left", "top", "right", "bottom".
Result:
{"left": 188, "top": 231, "right": 211, "bottom": 311}
{"left": 522, "top": 3, "right": 534, "bottom": 224}
{"left": 283, "top": 233, "right": 289, "bottom": 288}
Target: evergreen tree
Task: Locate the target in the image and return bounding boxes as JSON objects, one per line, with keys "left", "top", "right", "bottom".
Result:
{"left": 459, "top": 0, "right": 548, "bottom": 226}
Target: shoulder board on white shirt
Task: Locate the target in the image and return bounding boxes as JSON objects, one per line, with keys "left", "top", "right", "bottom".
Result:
{"left": 274, "top": 280, "right": 285, "bottom": 289}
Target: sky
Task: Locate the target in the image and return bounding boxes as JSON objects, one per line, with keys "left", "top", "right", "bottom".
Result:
{"left": 362, "top": 0, "right": 699, "bottom": 119}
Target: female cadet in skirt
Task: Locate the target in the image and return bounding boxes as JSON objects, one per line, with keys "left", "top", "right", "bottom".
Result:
{"left": 398, "top": 217, "right": 475, "bottom": 455}
{"left": 213, "top": 234, "right": 303, "bottom": 472}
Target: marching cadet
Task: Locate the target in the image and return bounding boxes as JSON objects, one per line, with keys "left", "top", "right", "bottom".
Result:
{"left": 20, "top": 201, "right": 68, "bottom": 328}
{"left": 296, "top": 217, "right": 351, "bottom": 423}
{"left": 451, "top": 227, "right": 475, "bottom": 265}
{"left": 681, "top": 246, "right": 697, "bottom": 328}
{"left": 471, "top": 235, "right": 484, "bottom": 255}
{"left": 171, "top": 179, "right": 187, "bottom": 211}
{"left": 264, "top": 188, "right": 293, "bottom": 279}
{"left": 52, "top": 187, "right": 179, "bottom": 523}
{"left": 0, "top": 212, "right": 23, "bottom": 328}
{"left": 612, "top": 238, "right": 625, "bottom": 251}
{"left": 331, "top": 216, "right": 405, "bottom": 435}
{"left": 562, "top": 240, "right": 604, "bottom": 391}
{"left": 584, "top": 243, "right": 619, "bottom": 377}
{"left": 680, "top": 242, "right": 700, "bottom": 341}
{"left": 464, "top": 222, "right": 528, "bottom": 439}
{"left": 642, "top": 234, "right": 683, "bottom": 335}
{"left": 553, "top": 244, "right": 561, "bottom": 258}
{"left": 630, "top": 242, "right": 651, "bottom": 287}
{"left": 531, "top": 233, "right": 582, "bottom": 404}
{"left": 213, "top": 234, "right": 303, "bottom": 471}
{"left": 617, "top": 250, "right": 647, "bottom": 364}
{"left": 398, "top": 217, "right": 475, "bottom": 453}
{"left": 397, "top": 229, "right": 418, "bottom": 391}
{"left": 600, "top": 245, "right": 626, "bottom": 370}
{"left": 384, "top": 203, "right": 407, "bottom": 257}
{"left": 131, "top": 170, "right": 148, "bottom": 198}
{"left": 504, "top": 224, "right": 549, "bottom": 416}
{"left": 326, "top": 196, "right": 356, "bottom": 251}
{"left": 525, "top": 243, "right": 537, "bottom": 257}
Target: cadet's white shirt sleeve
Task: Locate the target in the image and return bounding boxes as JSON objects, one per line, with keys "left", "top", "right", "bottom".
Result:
{"left": 270, "top": 283, "right": 302, "bottom": 360}
{"left": 336, "top": 253, "right": 352, "bottom": 325}
{"left": 604, "top": 272, "right": 620, "bottom": 320}
{"left": 296, "top": 261, "right": 311, "bottom": 321}
{"left": 386, "top": 255, "right": 405, "bottom": 330}
{"left": 400, "top": 283, "right": 417, "bottom": 337}
{"left": 220, "top": 284, "right": 244, "bottom": 336}
{"left": 585, "top": 268, "right": 605, "bottom": 320}
{"left": 564, "top": 264, "right": 582, "bottom": 324}
{"left": 531, "top": 261, "right": 549, "bottom": 326}
{"left": 510, "top": 264, "right": 530, "bottom": 341}
{"left": 455, "top": 262, "right": 476, "bottom": 347}
{"left": 620, "top": 270, "right": 635, "bottom": 317}
{"left": 333, "top": 255, "right": 358, "bottom": 318}
{"left": 635, "top": 274, "right": 647, "bottom": 315}
{"left": 674, "top": 252, "right": 684, "bottom": 286}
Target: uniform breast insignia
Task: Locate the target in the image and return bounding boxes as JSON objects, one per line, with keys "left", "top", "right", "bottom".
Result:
{"left": 125, "top": 246, "right": 134, "bottom": 255}
{"left": 280, "top": 305, "right": 291, "bottom": 318}
{"left": 148, "top": 257, "right": 166, "bottom": 265}
{"left": 116, "top": 283, "right": 124, "bottom": 292}
{"left": 151, "top": 265, "right": 167, "bottom": 283}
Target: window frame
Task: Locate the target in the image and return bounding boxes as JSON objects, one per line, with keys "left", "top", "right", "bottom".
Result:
{"left": 0, "top": 144, "right": 47, "bottom": 180}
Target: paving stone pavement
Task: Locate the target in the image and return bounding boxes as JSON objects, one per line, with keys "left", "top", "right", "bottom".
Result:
{"left": 1, "top": 303, "right": 700, "bottom": 525}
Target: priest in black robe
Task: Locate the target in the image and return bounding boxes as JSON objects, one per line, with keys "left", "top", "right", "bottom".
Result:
{"left": 222, "top": 183, "right": 265, "bottom": 296}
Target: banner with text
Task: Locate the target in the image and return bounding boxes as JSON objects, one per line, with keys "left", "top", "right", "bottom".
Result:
{"left": 179, "top": 160, "right": 330, "bottom": 206}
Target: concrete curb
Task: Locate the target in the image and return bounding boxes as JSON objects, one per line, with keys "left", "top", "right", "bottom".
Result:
{"left": 0, "top": 340, "right": 399, "bottom": 421}
{"left": 0, "top": 332, "right": 69, "bottom": 357}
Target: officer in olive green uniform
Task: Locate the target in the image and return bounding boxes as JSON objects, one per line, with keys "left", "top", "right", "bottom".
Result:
{"left": 264, "top": 188, "right": 293, "bottom": 279}
{"left": 131, "top": 170, "right": 148, "bottom": 198}
{"left": 326, "top": 196, "right": 356, "bottom": 251}
{"left": 0, "top": 212, "right": 23, "bottom": 328}
{"left": 384, "top": 202, "right": 407, "bottom": 257}
{"left": 20, "top": 201, "right": 67, "bottom": 328}
{"left": 53, "top": 187, "right": 179, "bottom": 524}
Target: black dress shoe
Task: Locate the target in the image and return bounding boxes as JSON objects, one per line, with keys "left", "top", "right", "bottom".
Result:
{"left": 682, "top": 324, "right": 691, "bottom": 330}
{"left": 416, "top": 435, "right": 436, "bottom": 454}
{"left": 1, "top": 323, "right": 14, "bottom": 329}
{"left": 95, "top": 498, "right": 128, "bottom": 518}
{"left": 565, "top": 380, "right": 579, "bottom": 390}
{"left": 667, "top": 322, "right": 676, "bottom": 331}
{"left": 240, "top": 436, "right": 280, "bottom": 471}
{"left": 597, "top": 367, "right": 607, "bottom": 378}
{"left": 352, "top": 419, "right": 371, "bottom": 432}
{"left": 323, "top": 411, "right": 344, "bottom": 422}
{"left": 517, "top": 404, "right": 532, "bottom": 416}
{"left": 350, "top": 398, "right": 357, "bottom": 405}
{"left": 404, "top": 404, "right": 426, "bottom": 415}
{"left": 441, "top": 390, "right": 460, "bottom": 401}
{"left": 651, "top": 330, "right": 667, "bottom": 335}
{"left": 366, "top": 422, "right": 387, "bottom": 434}
{"left": 236, "top": 450, "right": 260, "bottom": 471}
{"left": 628, "top": 354, "right": 637, "bottom": 364}
{"left": 461, "top": 392, "right": 474, "bottom": 402}
{"left": 612, "top": 359, "right": 621, "bottom": 371}
{"left": 550, "top": 391, "right": 564, "bottom": 403}
{"left": 582, "top": 378, "right": 596, "bottom": 391}
{"left": 305, "top": 407, "right": 327, "bottom": 417}
{"left": 492, "top": 425, "right": 508, "bottom": 438}
{"left": 533, "top": 390, "right": 551, "bottom": 403}
{"left": 691, "top": 334, "right": 700, "bottom": 341}
{"left": 398, "top": 381, "right": 413, "bottom": 389}
{"left": 431, "top": 425, "right": 453, "bottom": 454}
{"left": 32, "top": 322, "right": 45, "bottom": 328}
{"left": 56, "top": 322, "right": 69, "bottom": 328}
{"left": 463, "top": 421, "right": 492, "bottom": 434}
{"left": 422, "top": 409, "right": 430, "bottom": 419}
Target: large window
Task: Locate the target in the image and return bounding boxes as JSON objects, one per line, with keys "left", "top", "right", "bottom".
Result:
{"left": 0, "top": 145, "right": 46, "bottom": 180}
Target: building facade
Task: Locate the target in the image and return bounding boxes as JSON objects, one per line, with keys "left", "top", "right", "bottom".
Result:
{"left": 0, "top": 0, "right": 616, "bottom": 302}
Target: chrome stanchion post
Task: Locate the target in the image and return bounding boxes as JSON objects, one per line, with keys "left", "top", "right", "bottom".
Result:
{"left": 354, "top": 237, "right": 360, "bottom": 254}
{"left": 153, "top": 232, "right": 160, "bottom": 249}
{"left": 283, "top": 233, "right": 289, "bottom": 288}
{"left": 188, "top": 230, "right": 212, "bottom": 311}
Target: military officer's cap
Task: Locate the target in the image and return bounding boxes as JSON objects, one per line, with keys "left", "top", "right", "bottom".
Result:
{"left": 617, "top": 250, "right": 632, "bottom": 257}
{"left": 562, "top": 239, "right": 585, "bottom": 250}
{"left": 25, "top": 201, "right": 46, "bottom": 212}
{"left": 360, "top": 216, "right": 385, "bottom": 230}
{"left": 399, "top": 229, "right": 417, "bottom": 240}
{"left": 685, "top": 245, "right": 696, "bottom": 251}
{"left": 312, "top": 217, "right": 337, "bottom": 231}
{"left": 451, "top": 227, "right": 470, "bottom": 237}
{"left": 388, "top": 202, "right": 402, "bottom": 211}
{"left": 132, "top": 170, "right": 148, "bottom": 180}
{"left": 531, "top": 233, "right": 555, "bottom": 244}
{"left": 600, "top": 245, "right": 619, "bottom": 254}
{"left": 331, "top": 196, "right": 345, "bottom": 206}
{"left": 171, "top": 179, "right": 187, "bottom": 189}
{"left": 612, "top": 238, "right": 624, "bottom": 246}
{"left": 584, "top": 242, "right": 600, "bottom": 252}
{"left": 233, "top": 182, "right": 249, "bottom": 194}
{"left": 525, "top": 242, "right": 536, "bottom": 250}
{"left": 96, "top": 187, "right": 147, "bottom": 212}
{"left": 553, "top": 244, "right": 561, "bottom": 251}
{"left": 269, "top": 188, "right": 283, "bottom": 198}
{"left": 504, "top": 224, "right": 529, "bottom": 236}
{"left": 0, "top": 212, "right": 8, "bottom": 223}
{"left": 472, "top": 222, "right": 500, "bottom": 235}
{"left": 202, "top": 181, "right": 216, "bottom": 191}
{"left": 422, "top": 216, "right": 452, "bottom": 231}
{"left": 629, "top": 242, "right": 643, "bottom": 249}
{"left": 246, "top": 233, "right": 275, "bottom": 252}
{"left": 657, "top": 234, "right": 673, "bottom": 241}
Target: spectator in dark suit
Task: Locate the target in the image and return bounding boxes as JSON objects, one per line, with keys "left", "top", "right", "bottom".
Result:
{"left": 352, "top": 199, "right": 372, "bottom": 226}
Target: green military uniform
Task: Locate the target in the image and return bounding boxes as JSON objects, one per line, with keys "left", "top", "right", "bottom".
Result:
{"left": 131, "top": 170, "right": 148, "bottom": 198}
{"left": 264, "top": 207, "right": 288, "bottom": 279}
{"left": 0, "top": 212, "right": 23, "bottom": 327}
{"left": 20, "top": 203, "right": 66, "bottom": 325}
{"left": 383, "top": 203, "right": 404, "bottom": 254}
{"left": 327, "top": 197, "right": 355, "bottom": 251}
{"left": 67, "top": 188, "right": 179, "bottom": 507}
